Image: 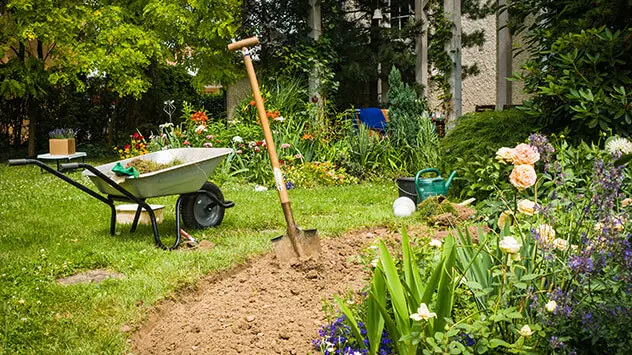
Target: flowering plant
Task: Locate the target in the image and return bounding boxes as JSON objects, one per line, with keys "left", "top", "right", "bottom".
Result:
{"left": 115, "top": 131, "right": 148, "bottom": 159}
{"left": 48, "top": 128, "right": 78, "bottom": 139}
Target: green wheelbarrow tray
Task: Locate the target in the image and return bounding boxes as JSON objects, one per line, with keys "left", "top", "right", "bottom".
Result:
{"left": 414, "top": 168, "right": 457, "bottom": 202}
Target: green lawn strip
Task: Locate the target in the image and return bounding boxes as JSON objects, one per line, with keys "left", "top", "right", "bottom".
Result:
{"left": 0, "top": 163, "right": 417, "bottom": 354}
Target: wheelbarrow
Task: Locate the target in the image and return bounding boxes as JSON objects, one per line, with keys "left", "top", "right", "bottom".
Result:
{"left": 8, "top": 148, "right": 235, "bottom": 250}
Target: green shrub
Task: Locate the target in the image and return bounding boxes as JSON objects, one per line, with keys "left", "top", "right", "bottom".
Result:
{"left": 440, "top": 109, "right": 539, "bottom": 199}
{"left": 516, "top": 27, "right": 632, "bottom": 138}
{"left": 441, "top": 109, "right": 538, "bottom": 166}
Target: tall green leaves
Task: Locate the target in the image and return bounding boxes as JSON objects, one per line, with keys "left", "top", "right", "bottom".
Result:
{"left": 338, "top": 226, "right": 458, "bottom": 354}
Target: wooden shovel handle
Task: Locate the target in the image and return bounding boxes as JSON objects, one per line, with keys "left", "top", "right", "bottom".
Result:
{"left": 227, "top": 37, "right": 260, "bottom": 51}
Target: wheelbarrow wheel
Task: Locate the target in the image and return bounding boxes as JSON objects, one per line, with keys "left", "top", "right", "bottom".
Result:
{"left": 181, "top": 182, "right": 225, "bottom": 229}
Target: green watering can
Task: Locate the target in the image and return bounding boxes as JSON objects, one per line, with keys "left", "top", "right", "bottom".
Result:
{"left": 414, "top": 168, "right": 456, "bottom": 202}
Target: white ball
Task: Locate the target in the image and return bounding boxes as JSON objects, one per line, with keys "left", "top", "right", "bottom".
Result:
{"left": 393, "top": 197, "right": 416, "bottom": 212}
{"left": 394, "top": 205, "right": 413, "bottom": 218}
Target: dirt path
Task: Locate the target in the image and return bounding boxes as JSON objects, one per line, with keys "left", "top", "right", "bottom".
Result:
{"left": 131, "top": 227, "right": 396, "bottom": 355}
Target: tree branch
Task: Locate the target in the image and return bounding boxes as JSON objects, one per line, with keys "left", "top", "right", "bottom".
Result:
{"left": 44, "top": 42, "right": 56, "bottom": 62}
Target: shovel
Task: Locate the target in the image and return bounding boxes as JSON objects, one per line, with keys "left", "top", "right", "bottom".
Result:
{"left": 228, "top": 37, "right": 321, "bottom": 262}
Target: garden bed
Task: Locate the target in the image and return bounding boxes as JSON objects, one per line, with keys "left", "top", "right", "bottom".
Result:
{"left": 131, "top": 226, "right": 420, "bottom": 354}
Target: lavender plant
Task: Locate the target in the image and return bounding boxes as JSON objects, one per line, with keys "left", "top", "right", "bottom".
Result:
{"left": 48, "top": 128, "right": 77, "bottom": 139}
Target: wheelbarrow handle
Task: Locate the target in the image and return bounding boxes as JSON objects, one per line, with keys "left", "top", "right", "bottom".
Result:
{"left": 59, "top": 163, "right": 80, "bottom": 171}
{"left": 8, "top": 159, "right": 30, "bottom": 166}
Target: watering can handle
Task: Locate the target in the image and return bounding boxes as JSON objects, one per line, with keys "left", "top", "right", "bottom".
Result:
{"left": 414, "top": 168, "right": 441, "bottom": 193}
{"left": 415, "top": 168, "right": 441, "bottom": 179}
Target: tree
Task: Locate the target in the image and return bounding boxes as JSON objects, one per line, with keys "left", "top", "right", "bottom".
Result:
{"left": 0, "top": 0, "right": 240, "bottom": 156}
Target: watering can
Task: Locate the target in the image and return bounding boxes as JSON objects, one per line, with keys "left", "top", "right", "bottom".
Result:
{"left": 414, "top": 168, "right": 456, "bottom": 202}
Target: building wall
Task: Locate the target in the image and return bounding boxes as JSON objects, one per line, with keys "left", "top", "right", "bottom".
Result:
{"left": 428, "top": 12, "right": 528, "bottom": 115}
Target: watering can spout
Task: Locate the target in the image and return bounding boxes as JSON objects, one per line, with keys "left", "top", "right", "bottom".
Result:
{"left": 445, "top": 171, "right": 457, "bottom": 190}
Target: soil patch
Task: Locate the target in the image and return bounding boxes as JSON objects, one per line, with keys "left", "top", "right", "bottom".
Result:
{"left": 131, "top": 226, "right": 408, "bottom": 355}
{"left": 57, "top": 269, "right": 125, "bottom": 285}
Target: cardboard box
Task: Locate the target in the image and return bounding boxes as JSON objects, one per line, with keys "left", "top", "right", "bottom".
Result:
{"left": 115, "top": 204, "right": 164, "bottom": 225}
{"left": 49, "top": 138, "right": 76, "bottom": 155}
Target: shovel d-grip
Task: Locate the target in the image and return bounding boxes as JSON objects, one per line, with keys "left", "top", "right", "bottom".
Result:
{"left": 8, "top": 159, "right": 233, "bottom": 250}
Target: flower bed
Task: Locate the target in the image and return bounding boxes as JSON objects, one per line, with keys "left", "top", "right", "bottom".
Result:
{"left": 313, "top": 134, "right": 632, "bottom": 354}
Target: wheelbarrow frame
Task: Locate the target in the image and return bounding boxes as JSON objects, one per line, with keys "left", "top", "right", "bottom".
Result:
{"left": 8, "top": 158, "right": 234, "bottom": 250}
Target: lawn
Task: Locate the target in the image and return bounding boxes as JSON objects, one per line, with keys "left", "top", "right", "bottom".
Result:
{"left": 0, "top": 161, "right": 410, "bottom": 354}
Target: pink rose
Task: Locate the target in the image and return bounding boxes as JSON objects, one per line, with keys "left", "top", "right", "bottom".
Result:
{"left": 203, "top": 142, "right": 213, "bottom": 148}
{"left": 510, "top": 164, "right": 537, "bottom": 190}
{"left": 281, "top": 143, "right": 291, "bottom": 149}
{"left": 183, "top": 140, "right": 190, "bottom": 146}
{"left": 236, "top": 149, "right": 243, "bottom": 154}
{"left": 495, "top": 147, "right": 515, "bottom": 164}
{"left": 512, "top": 143, "right": 540, "bottom": 165}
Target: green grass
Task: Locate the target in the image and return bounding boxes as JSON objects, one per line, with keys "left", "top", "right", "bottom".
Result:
{"left": 0, "top": 161, "right": 412, "bottom": 354}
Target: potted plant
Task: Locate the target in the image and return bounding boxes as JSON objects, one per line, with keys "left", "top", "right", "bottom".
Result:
{"left": 48, "top": 128, "right": 77, "bottom": 155}
{"left": 430, "top": 111, "right": 446, "bottom": 137}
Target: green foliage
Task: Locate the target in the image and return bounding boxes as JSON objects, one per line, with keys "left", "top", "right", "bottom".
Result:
{"left": 387, "top": 66, "right": 427, "bottom": 148}
{"left": 509, "top": 0, "right": 632, "bottom": 140}
{"left": 1, "top": 0, "right": 240, "bottom": 154}
{"left": 515, "top": 27, "right": 632, "bottom": 138}
{"left": 336, "top": 227, "right": 458, "bottom": 354}
{"left": 283, "top": 161, "right": 358, "bottom": 188}
{"left": 440, "top": 109, "right": 538, "bottom": 167}
{"left": 440, "top": 109, "right": 539, "bottom": 198}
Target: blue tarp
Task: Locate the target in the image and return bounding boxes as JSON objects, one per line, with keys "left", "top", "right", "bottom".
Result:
{"left": 355, "top": 108, "right": 387, "bottom": 132}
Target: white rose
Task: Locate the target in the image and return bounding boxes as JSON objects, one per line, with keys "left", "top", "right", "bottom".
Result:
{"left": 552, "top": 238, "right": 569, "bottom": 251}
{"left": 545, "top": 300, "right": 557, "bottom": 313}
{"left": 537, "top": 224, "right": 556, "bottom": 243}
{"left": 499, "top": 236, "right": 520, "bottom": 254}
{"left": 517, "top": 199, "right": 536, "bottom": 216}
{"left": 518, "top": 324, "right": 533, "bottom": 337}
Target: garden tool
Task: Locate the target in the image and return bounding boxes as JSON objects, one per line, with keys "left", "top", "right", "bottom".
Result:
{"left": 414, "top": 168, "right": 456, "bottom": 202}
{"left": 228, "top": 37, "right": 321, "bottom": 262}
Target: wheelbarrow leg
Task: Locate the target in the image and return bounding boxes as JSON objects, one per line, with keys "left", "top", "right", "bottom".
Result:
{"left": 135, "top": 201, "right": 163, "bottom": 249}
{"left": 130, "top": 203, "right": 144, "bottom": 233}
{"left": 109, "top": 201, "right": 117, "bottom": 236}
{"left": 174, "top": 195, "right": 186, "bottom": 247}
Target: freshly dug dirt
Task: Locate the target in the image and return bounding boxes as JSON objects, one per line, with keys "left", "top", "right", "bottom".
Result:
{"left": 131, "top": 226, "right": 404, "bottom": 355}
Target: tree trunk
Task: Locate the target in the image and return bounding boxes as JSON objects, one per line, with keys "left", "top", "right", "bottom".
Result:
{"left": 27, "top": 96, "right": 37, "bottom": 157}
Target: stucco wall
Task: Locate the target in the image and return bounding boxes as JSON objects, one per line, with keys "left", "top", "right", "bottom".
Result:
{"left": 428, "top": 12, "right": 528, "bottom": 115}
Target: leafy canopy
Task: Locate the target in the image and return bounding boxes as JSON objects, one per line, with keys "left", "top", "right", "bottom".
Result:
{"left": 0, "top": 0, "right": 241, "bottom": 99}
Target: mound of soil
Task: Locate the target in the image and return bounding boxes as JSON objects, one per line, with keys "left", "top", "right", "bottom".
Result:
{"left": 131, "top": 227, "right": 397, "bottom": 354}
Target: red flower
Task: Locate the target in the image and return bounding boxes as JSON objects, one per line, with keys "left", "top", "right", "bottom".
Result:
{"left": 133, "top": 132, "right": 141, "bottom": 140}
{"left": 279, "top": 159, "right": 285, "bottom": 165}
{"left": 249, "top": 100, "right": 256, "bottom": 106}
{"left": 134, "top": 143, "right": 141, "bottom": 150}
{"left": 183, "top": 140, "right": 190, "bottom": 146}
{"left": 124, "top": 144, "right": 130, "bottom": 150}
{"left": 255, "top": 140, "right": 263, "bottom": 146}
